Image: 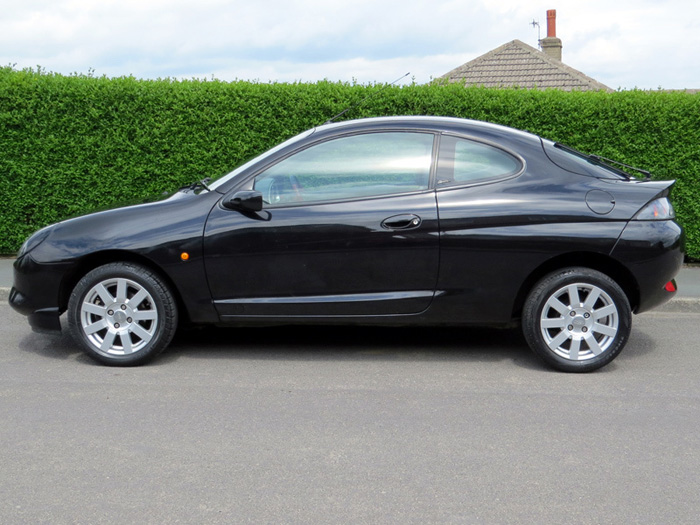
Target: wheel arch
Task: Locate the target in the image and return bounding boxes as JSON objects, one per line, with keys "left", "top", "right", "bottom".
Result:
{"left": 511, "top": 252, "right": 640, "bottom": 319}
{"left": 58, "top": 251, "right": 189, "bottom": 323}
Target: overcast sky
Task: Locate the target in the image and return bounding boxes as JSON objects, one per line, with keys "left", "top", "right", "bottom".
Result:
{"left": 2, "top": 0, "right": 699, "bottom": 90}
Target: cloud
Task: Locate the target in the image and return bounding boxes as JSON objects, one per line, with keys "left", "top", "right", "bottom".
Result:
{"left": 2, "top": 0, "right": 700, "bottom": 89}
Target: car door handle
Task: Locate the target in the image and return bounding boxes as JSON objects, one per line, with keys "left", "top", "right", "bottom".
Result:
{"left": 381, "top": 214, "right": 422, "bottom": 230}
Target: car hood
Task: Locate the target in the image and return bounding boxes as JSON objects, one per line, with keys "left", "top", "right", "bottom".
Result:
{"left": 31, "top": 191, "right": 220, "bottom": 263}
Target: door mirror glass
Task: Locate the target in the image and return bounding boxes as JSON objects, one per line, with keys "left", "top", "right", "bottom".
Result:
{"left": 223, "top": 190, "right": 264, "bottom": 212}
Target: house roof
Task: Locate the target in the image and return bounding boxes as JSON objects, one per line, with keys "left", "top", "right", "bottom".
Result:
{"left": 440, "top": 39, "right": 612, "bottom": 92}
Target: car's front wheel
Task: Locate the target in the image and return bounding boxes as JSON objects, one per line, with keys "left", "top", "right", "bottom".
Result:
{"left": 67, "top": 262, "right": 178, "bottom": 366}
{"left": 522, "top": 267, "right": 631, "bottom": 372}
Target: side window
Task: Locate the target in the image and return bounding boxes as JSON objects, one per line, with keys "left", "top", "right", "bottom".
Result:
{"left": 437, "top": 136, "right": 521, "bottom": 185}
{"left": 253, "top": 132, "right": 434, "bottom": 205}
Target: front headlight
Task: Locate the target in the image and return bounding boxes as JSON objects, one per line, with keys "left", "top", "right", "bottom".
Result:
{"left": 634, "top": 197, "right": 675, "bottom": 221}
{"left": 17, "top": 225, "right": 53, "bottom": 257}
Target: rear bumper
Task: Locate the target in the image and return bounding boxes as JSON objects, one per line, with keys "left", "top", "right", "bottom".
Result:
{"left": 611, "top": 220, "right": 684, "bottom": 313}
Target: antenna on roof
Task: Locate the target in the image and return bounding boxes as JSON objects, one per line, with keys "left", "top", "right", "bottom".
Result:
{"left": 530, "top": 19, "right": 541, "bottom": 48}
{"left": 323, "top": 72, "right": 411, "bottom": 125}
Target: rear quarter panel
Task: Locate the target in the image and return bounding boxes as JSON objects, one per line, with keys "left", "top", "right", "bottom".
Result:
{"left": 432, "top": 172, "right": 629, "bottom": 323}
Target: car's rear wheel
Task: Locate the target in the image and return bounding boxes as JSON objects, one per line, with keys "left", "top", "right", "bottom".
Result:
{"left": 522, "top": 267, "right": 631, "bottom": 372}
{"left": 67, "top": 263, "right": 178, "bottom": 366}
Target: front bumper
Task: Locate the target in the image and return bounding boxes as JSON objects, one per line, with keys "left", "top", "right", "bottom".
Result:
{"left": 9, "top": 287, "right": 61, "bottom": 332}
{"left": 9, "top": 254, "right": 70, "bottom": 333}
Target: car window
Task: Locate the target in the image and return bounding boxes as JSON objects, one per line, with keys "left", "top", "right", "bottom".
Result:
{"left": 208, "top": 129, "right": 315, "bottom": 191}
{"left": 543, "top": 140, "right": 630, "bottom": 180}
{"left": 253, "top": 132, "right": 434, "bottom": 205}
{"left": 437, "top": 136, "right": 521, "bottom": 185}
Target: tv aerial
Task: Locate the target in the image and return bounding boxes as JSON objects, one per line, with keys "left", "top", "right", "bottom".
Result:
{"left": 530, "top": 19, "right": 541, "bottom": 48}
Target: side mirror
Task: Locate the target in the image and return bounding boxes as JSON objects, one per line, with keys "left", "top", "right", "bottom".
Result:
{"left": 222, "top": 190, "right": 264, "bottom": 212}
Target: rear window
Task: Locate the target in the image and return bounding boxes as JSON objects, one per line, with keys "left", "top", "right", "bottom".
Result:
{"left": 542, "top": 140, "right": 629, "bottom": 180}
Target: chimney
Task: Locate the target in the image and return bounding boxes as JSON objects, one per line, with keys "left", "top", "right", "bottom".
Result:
{"left": 540, "top": 9, "right": 563, "bottom": 61}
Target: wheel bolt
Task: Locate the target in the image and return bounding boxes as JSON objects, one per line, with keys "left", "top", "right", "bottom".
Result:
{"left": 114, "top": 323, "right": 120, "bottom": 329}
{"left": 127, "top": 318, "right": 132, "bottom": 323}
{"left": 582, "top": 327, "right": 588, "bottom": 333}
{"left": 570, "top": 311, "right": 576, "bottom": 316}
{"left": 108, "top": 310, "right": 114, "bottom": 315}
{"left": 584, "top": 313, "right": 590, "bottom": 318}
{"left": 568, "top": 325, "right": 574, "bottom": 331}
{"left": 121, "top": 305, "right": 127, "bottom": 310}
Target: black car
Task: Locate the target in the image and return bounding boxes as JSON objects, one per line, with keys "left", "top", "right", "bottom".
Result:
{"left": 10, "top": 116, "right": 684, "bottom": 371}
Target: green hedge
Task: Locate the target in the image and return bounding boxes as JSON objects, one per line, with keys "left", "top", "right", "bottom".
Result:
{"left": 2, "top": 66, "right": 699, "bottom": 259}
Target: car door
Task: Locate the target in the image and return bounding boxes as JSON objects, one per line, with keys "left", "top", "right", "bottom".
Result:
{"left": 203, "top": 131, "right": 440, "bottom": 319}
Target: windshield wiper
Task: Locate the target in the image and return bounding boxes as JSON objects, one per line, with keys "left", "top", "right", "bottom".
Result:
{"left": 554, "top": 143, "right": 651, "bottom": 181}
{"left": 588, "top": 154, "right": 651, "bottom": 181}
{"left": 179, "top": 177, "right": 212, "bottom": 193}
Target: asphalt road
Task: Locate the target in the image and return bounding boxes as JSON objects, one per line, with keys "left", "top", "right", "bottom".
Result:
{"left": 1, "top": 304, "right": 699, "bottom": 524}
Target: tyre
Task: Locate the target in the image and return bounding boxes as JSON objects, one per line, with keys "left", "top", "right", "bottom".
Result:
{"left": 522, "top": 267, "right": 631, "bottom": 373}
{"left": 67, "top": 263, "right": 178, "bottom": 366}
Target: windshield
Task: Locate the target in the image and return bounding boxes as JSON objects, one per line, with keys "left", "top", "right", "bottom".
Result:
{"left": 208, "top": 129, "right": 315, "bottom": 191}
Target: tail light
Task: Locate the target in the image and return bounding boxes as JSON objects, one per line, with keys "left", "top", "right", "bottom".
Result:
{"left": 634, "top": 197, "right": 675, "bottom": 220}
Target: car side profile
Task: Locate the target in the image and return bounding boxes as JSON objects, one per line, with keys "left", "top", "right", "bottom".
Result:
{"left": 10, "top": 116, "right": 684, "bottom": 371}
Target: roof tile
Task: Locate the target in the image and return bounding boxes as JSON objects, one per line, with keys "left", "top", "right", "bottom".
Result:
{"left": 440, "top": 40, "right": 612, "bottom": 92}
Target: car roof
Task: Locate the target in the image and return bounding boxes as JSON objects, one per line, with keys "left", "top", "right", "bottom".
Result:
{"left": 313, "top": 116, "right": 541, "bottom": 147}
